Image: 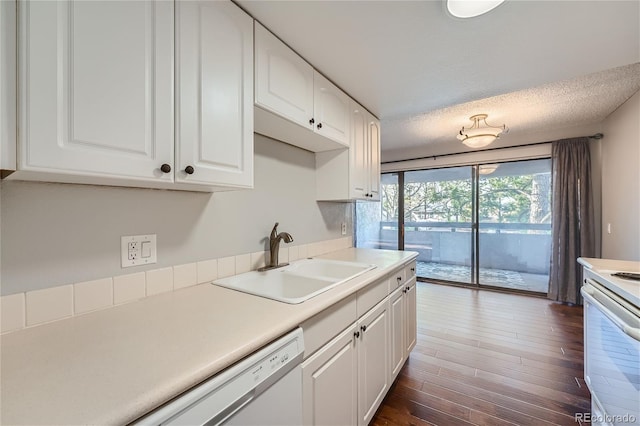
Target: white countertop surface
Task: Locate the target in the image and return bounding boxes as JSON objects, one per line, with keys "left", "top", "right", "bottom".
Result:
{"left": 578, "top": 257, "right": 640, "bottom": 307}
{"left": 0, "top": 248, "right": 417, "bottom": 425}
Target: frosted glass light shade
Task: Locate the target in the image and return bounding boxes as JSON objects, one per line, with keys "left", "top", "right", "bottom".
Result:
{"left": 456, "top": 114, "right": 507, "bottom": 149}
{"left": 461, "top": 134, "right": 497, "bottom": 148}
{"left": 447, "top": 0, "right": 506, "bottom": 18}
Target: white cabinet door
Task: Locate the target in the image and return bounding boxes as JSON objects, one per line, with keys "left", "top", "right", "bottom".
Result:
{"left": 367, "top": 113, "right": 381, "bottom": 200}
{"left": 357, "top": 298, "right": 389, "bottom": 426}
{"left": 314, "top": 72, "right": 350, "bottom": 147}
{"left": 19, "top": 0, "right": 174, "bottom": 181}
{"left": 176, "top": 0, "right": 253, "bottom": 188}
{"left": 302, "top": 324, "right": 358, "bottom": 426}
{"left": 389, "top": 286, "right": 406, "bottom": 381}
{"left": 405, "top": 277, "right": 417, "bottom": 355}
{"left": 349, "top": 100, "right": 368, "bottom": 199}
{"left": 1, "top": 0, "right": 16, "bottom": 169}
{"left": 255, "top": 22, "right": 314, "bottom": 129}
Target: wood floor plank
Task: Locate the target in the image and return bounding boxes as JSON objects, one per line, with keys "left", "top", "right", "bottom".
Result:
{"left": 371, "top": 282, "right": 590, "bottom": 425}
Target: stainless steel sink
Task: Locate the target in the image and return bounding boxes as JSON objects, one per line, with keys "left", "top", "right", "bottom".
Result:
{"left": 212, "top": 258, "right": 376, "bottom": 304}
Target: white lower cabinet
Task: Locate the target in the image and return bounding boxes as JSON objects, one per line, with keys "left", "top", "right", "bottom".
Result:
{"left": 301, "top": 262, "right": 416, "bottom": 425}
{"left": 389, "top": 286, "right": 406, "bottom": 380}
{"left": 405, "top": 277, "right": 418, "bottom": 355}
{"left": 302, "top": 286, "right": 391, "bottom": 426}
{"left": 301, "top": 324, "right": 358, "bottom": 426}
{"left": 357, "top": 298, "right": 390, "bottom": 425}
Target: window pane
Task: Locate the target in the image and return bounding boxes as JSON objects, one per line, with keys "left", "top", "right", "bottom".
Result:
{"left": 478, "top": 159, "right": 551, "bottom": 292}
{"left": 356, "top": 173, "right": 399, "bottom": 250}
{"left": 405, "top": 167, "right": 473, "bottom": 284}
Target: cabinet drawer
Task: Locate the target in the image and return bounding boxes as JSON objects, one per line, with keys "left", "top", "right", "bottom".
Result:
{"left": 389, "top": 267, "right": 406, "bottom": 291}
{"left": 301, "top": 294, "right": 357, "bottom": 359}
{"left": 405, "top": 261, "right": 417, "bottom": 280}
{"left": 356, "top": 277, "right": 389, "bottom": 318}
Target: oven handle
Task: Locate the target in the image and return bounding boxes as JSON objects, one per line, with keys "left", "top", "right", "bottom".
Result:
{"left": 582, "top": 285, "right": 640, "bottom": 342}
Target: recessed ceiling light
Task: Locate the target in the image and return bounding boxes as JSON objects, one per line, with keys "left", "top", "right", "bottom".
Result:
{"left": 447, "top": 0, "right": 506, "bottom": 18}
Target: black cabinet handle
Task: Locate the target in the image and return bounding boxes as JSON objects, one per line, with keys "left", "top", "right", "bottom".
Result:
{"left": 406, "top": 286, "right": 411, "bottom": 291}
{"left": 317, "top": 123, "right": 322, "bottom": 129}
{"left": 309, "top": 118, "right": 315, "bottom": 125}
{"left": 354, "top": 331, "right": 360, "bottom": 339}
{"left": 361, "top": 325, "right": 367, "bottom": 332}
{"left": 411, "top": 267, "right": 415, "bottom": 272}
{"left": 185, "top": 165, "right": 195, "bottom": 175}
{"left": 160, "top": 163, "right": 171, "bottom": 173}
{"left": 397, "top": 276, "right": 402, "bottom": 282}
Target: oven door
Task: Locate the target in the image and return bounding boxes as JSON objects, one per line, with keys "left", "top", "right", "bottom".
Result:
{"left": 582, "top": 281, "right": 640, "bottom": 425}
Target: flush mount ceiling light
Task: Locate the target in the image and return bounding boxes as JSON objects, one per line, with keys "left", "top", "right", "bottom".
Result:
{"left": 457, "top": 114, "right": 508, "bottom": 148}
{"left": 479, "top": 164, "right": 499, "bottom": 175}
{"left": 447, "top": 0, "right": 506, "bottom": 18}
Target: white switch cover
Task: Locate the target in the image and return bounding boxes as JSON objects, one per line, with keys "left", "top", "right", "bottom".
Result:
{"left": 121, "top": 235, "right": 157, "bottom": 267}
{"left": 341, "top": 222, "right": 347, "bottom": 235}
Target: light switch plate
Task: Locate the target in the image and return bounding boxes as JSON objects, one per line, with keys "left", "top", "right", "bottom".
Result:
{"left": 121, "top": 235, "right": 157, "bottom": 267}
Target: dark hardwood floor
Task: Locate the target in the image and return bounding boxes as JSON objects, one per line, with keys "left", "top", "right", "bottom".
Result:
{"left": 371, "top": 282, "right": 590, "bottom": 426}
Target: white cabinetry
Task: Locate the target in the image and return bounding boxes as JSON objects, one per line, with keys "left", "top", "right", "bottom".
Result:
{"left": 0, "top": 0, "right": 16, "bottom": 171}
{"left": 176, "top": 0, "right": 253, "bottom": 189}
{"left": 7, "top": 0, "right": 252, "bottom": 192}
{"left": 389, "top": 262, "right": 417, "bottom": 382}
{"left": 316, "top": 100, "right": 381, "bottom": 201}
{"left": 16, "top": 0, "right": 174, "bottom": 182}
{"left": 302, "top": 274, "right": 394, "bottom": 426}
{"left": 301, "top": 324, "right": 358, "bottom": 426}
{"left": 254, "top": 22, "right": 350, "bottom": 152}
{"left": 357, "top": 298, "right": 390, "bottom": 425}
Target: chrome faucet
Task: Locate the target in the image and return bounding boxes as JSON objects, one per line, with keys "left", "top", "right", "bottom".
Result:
{"left": 260, "top": 222, "right": 293, "bottom": 271}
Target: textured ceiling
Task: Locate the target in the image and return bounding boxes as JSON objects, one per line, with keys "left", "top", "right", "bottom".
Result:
{"left": 236, "top": 0, "right": 640, "bottom": 161}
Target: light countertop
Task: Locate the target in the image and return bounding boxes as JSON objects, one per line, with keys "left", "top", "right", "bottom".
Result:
{"left": 578, "top": 257, "right": 640, "bottom": 307}
{"left": 0, "top": 248, "right": 417, "bottom": 425}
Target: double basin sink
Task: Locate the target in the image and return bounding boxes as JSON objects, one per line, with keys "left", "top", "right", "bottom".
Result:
{"left": 213, "top": 258, "right": 376, "bottom": 304}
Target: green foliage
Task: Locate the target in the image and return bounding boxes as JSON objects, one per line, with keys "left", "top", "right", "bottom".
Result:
{"left": 381, "top": 173, "right": 551, "bottom": 224}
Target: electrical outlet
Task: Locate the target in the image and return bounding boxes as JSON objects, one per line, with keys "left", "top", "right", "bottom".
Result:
{"left": 341, "top": 222, "right": 347, "bottom": 235}
{"left": 121, "top": 235, "right": 157, "bottom": 267}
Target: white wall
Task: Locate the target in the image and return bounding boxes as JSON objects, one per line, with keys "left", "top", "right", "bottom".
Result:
{"left": 0, "top": 135, "right": 352, "bottom": 295}
{"left": 601, "top": 90, "right": 640, "bottom": 261}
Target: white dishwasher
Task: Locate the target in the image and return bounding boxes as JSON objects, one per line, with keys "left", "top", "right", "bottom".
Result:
{"left": 136, "top": 328, "right": 304, "bottom": 426}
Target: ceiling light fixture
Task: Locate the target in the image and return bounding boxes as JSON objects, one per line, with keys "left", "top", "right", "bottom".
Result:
{"left": 479, "top": 164, "right": 499, "bottom": 175}
{"left": 446, "top": 0, "right": 506, "bottom": 18}
{"left": 457, "top": 114, "right": 507, "bottom": 148}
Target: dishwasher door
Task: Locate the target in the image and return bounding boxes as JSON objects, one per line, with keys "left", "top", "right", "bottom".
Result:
{"left": 136, "top": 328, "right": 304, "bottom": 426}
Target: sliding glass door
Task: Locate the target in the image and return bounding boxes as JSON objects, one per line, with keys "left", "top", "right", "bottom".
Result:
{"left": 356, "top": 159, "right": 552, "bottom": 294}
{"left": 404, "top": 167, "right": 474, "bottom": 284}
{"left": 477, "top": 160, "right": 551, "bottom": 292}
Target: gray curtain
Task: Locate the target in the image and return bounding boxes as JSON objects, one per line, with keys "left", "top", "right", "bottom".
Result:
{"left": 548, "top": 137, "right": 596, "bottom": 304}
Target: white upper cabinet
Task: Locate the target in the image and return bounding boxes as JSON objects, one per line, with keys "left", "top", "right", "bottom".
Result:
{"left": 313, "top": 72, "right": 350, "bottom": 146}
{"left": 254, "top": 23, "right": 314, "bottom": 129}
{"left": 254, "top": 22, "right": 350, "bottom": 152}
{"left": 176, "top": 0, "right": 253, "bottom": 189}
{"left": 18, "top": 0, "right": 174, "bottom": 182}
{"left": 8, "top": 0, "right": 252, "bottom": 191}
{"left": 1, "top": 0, "right": 16, "bottom": 171}
{"left": 316, "top": 100, "right": 381, "bottom": 201}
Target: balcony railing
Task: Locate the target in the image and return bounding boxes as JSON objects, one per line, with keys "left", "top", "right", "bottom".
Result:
{"left": 366, "top": 221, "right": 551, "bottom": 274}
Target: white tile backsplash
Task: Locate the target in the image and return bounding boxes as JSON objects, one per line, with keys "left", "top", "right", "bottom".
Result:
{"left": 217, "top": 256, "right": 236, "bottom": 279}
{"left": 197, "top": 259, "right": 217, "bottom": 284}
{"left": 173, "top": 263, "right": 197, "bottom": 290}
{"left": 74, "top": 278, "right": 113, "bottom": 315}
{"left": 113, "top": 272, "right": 146, "bottom": 305}
{"left": 146, "top": 268, "right": 173, "bottom": 296}
{"left": 250, "top": 251, "right": 267, "bottom": 270}
{"left": 235, "top": 254, "right": 251, "bottom": 274}
{"left": 26, "top": 285, "right": 73, "bottom": 326}
{"left": 1, "top": 293, "right": 25, "bottom": 333}
{"left": 288, "top": 245, "right": 300, "bottom": 262}
{"left": 4, "top": 237, "right": 354, "bottom": 333}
